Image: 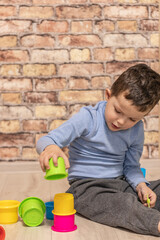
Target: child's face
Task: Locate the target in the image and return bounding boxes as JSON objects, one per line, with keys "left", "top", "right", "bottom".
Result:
{"left": 104, "top": 89, "right": 148, "bottom": 131}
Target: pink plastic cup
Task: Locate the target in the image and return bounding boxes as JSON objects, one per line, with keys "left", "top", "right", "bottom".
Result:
{"left": 51, "top": 214, "right": 77, "bottom": 232}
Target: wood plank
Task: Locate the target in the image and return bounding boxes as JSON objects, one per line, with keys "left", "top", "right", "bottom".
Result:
{"left": 0, "top": 161, "right": 160, "bottom": 240}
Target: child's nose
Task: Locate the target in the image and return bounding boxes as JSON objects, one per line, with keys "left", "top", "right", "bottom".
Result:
{"left": 117, "top": 117, "right": 126, "bottom": 126}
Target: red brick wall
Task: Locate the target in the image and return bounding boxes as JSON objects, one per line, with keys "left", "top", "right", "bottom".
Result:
{"left": 0, "top": 0, "right": 159, "bottom": 161}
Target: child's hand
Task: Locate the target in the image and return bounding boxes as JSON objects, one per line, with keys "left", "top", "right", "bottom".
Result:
{"left": 136, "top": 182, "right": 157, "bottom": 208}
{"left": 39, "top": 144, "right": 70, "bottom": 172}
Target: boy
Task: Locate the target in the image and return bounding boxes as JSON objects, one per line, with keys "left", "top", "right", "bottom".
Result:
{"left": 36, "top": 64, "right": 160, "bottom": 236}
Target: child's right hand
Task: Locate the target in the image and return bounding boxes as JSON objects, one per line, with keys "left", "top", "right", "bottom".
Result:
{"left": 39, "top": 145, "right": 70, "bottom": 172}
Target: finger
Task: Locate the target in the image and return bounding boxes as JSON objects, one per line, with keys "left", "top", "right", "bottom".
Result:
{"left": 61, "top": 153, "right": 70, "bottom": 169}
{"left": 44, "top": 156, "right": 50, "bottom": 170}
{"left": 52, "top": 154, "right": 58, "bottom": 167}
{"left": 39, "top": 157, "right": 46, "bottom": 172}
{"left": 138, "top": 191, "right": 143, "bottom": 203}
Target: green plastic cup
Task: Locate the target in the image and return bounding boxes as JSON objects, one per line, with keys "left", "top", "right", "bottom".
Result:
{"left": 45, "top": 157, "right": 68, "bottom": 180}
{"left": 19, "top": 197, "right": 46, "bottom": 227}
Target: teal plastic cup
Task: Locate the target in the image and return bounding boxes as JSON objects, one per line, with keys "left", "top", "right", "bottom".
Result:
{"left": 45, "top": 157, "right": 68, "bottom": 180}
{"left": 19, "top": 197, "right": 46, "bottom": 227}
{"left": 141, "top": 168, "right": 146, "bottom": 177}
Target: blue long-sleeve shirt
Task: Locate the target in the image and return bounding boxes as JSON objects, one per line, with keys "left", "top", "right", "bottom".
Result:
{"left": 36, "top": 101, "right": 149, "bottom": 190}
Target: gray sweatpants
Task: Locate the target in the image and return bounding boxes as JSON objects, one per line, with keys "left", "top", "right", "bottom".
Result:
{"left": 66, "top": 178, "right": 160, "bottom": 236}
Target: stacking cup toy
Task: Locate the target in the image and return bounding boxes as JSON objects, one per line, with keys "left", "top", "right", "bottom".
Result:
{"left": 0, "top": 226, "right": 5, "bottom": 240}
{"left": 51, "top": 214, "right": 77, "bottom": 232}
{"left": 52, "top": 193, "right": 76, "bottom": 216}
{"left": 19, "top": 197, "right": 46, "bottom": 227}
{"left": 45, "top": 202, "right": 54, "bottom": 220}
{"left": 141, "top": 168, "right": 146, "bottom": 177}
{"left": 45, "top": 157, "right": 68, "bottom": 180}
{"left": 0, "top": 200, "right": 20, "bottom": 224}
{"left": 52, "top": 193, "right": 77, "bottom": 232}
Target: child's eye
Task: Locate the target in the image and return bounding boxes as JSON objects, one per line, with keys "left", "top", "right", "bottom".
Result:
{"left": 115, "top": 107, "right": 121, "bottom": 114}
{"left": 130, "top": 118, "right": 136, "bottom": 122}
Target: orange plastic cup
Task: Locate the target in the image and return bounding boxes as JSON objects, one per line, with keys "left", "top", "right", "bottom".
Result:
{"left": 52, "top": 193, "right": 76, "bottom": 216}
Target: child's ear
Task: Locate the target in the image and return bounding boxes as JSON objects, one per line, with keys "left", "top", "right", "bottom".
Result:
{"left": 105, "top": 88, "right": 111, "bottom": 101}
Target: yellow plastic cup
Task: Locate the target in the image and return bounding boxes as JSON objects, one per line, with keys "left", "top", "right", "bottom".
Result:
{"left": 45, "top": 157, "right": 68, "bottom": 180}
{"left": 52, "top": 193, "right": 76, "bottom": 216}
{"left": 0, "top": 200, "right": 20, "bottom": 224}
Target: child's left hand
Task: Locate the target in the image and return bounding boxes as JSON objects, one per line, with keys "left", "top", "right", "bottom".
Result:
{"left": 136, "top": 182, "right": 157, "bottom": 208}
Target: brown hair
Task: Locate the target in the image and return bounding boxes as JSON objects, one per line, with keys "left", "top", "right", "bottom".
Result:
{"left": 111, "top": 64, "right": 160, "bottom": 112}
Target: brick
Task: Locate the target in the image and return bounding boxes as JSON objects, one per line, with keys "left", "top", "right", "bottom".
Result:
{"left": 69, "top": 77, "right": 90, "bottom": 89}
{"left": 69, "top": 104, "right": 86, "bottom": 117}
{"left": 59, "top": 63, "right": 104, "bottom": 76}
{"left": 20, "top": 35, "right": 55, "bottom": 47}
{"left": 1, "top": 93, "right": 21, "bottom": 104}
{"left": 150, "top": 6, "right": 159, "bottom": 19}
{"left": 22, "top": 147, "right": 38, "bottom": 159}
{"left": 59, "top": 90, "right": 103, "bottom": 103}
{"left": 36, "top": 133, "right": 47, "bottom": 143}
{"left": 117, "top": 21, "right": 137, "bottom": 32}
{"left": 0, "top": 65, "right": 21, "bottom": 76}
{"left": 67, "top": 0, "right": 87, "bottom": 3}
{"left": 104, "top": 34, "right": 147, "bottom": 47}
{"left": 35, "top": 105, "right": 66, "bottom": 118}
{"left": 0, "top": 6, "right": 17, "bottom": 18}
{"left": 37, "top": 20, "right": 68, "bottom": 33}
{"left": 56, "top": 5, "right": 101, "bottom": 19}
{"left": 0, "top": 106, "right": 32, "bottom": 119}
{"left": 0, "top": 20, "right": 32, "bottom": 33}
{"left": 104, "top": 6, "right": 148, "bottom": 19}
{"left": 35, "top": 78, "right": 66, "bottom": 91}
{"left": 0, "top": 78, "right": 32, "bottom": 91}
{"left": 19, "top": 7, "right": 54, "bottom": 18}
{"left": 150, "top": 62, "right": 160, "bottom": 74}
{"left": 70, "top": 49, "right": 90, "bottom": 62}
{"left": 115, "top": 0, "right": 136, "bottom": 3}
{"left": 150, "top": 34, "right": 159, "bottom": 47}
{"left": 145, "top": 117, "right": 159, "bottom": 131}
{"left": 0, "top": 133, "right": 34, "bottom": 147}
{"left": 93, "top": 48, "right": 113, "bottom": 61}
{"left": 115, "top": 48, "right": 135, "bottom": 61}
{"left": 33, "top": 0, "right": 64, "bottom": 4}
{"left": 139, "top": 20, "right": 159, "bottom": 31}
{"left": 141, "top": 145, "right": 149, "bottom": 159}
{"left": 59, "top": 35, "right": 102, "bottom": 47}
{"left": 91, "top": 76, "right": 111, "bottom": 89}
{"left": 23, "top": 64, "right": 56, "bottom": 76}
{"left": 144, "top": 132, "right": 159, "bottom": 144}
{"left": 24, "top": 92, "right": 57, "bottom": 103}
{"left": 71, "top": 21, "right": 92, "bottom": 33}
{"left": 95, "top": 20, "right": 114, "bottom": 32}
{"left": 0, "top": 120, "right": 20, "bottom": 133}
{"left": 0, "top": 36, "right": 17, "bottom": 48}
{"left": 0, "top": 50, "right": 29, "bottom": 62}
{"left": 0, "top": 147, "right": 20, "bottom": 159}
{"left": 49, "top": 120, "right": 66, "bottom": 130}
{"left": 0, "top": 0, "right": 31, "bottom": 3}
{"left": 138, "top": 48, "right": 159, "bottom": 60}
{"left": 139, "top": 0, "right": 159, "bottom": 3}
{"left": 150, "top": 146, "right": 159, "bottom": 159}
{"left": 106, "top": 62, "right": 136, "bottom": 74}
{"left": 91, "top": 0, "right": 113, "bottom": 2}
{"left": 148, "top": 104, "right": 159, "bottom": 116}
{"left": 31, "top": 50, "right": 69, "bottom": 62}
{"left": 23, "top": 120, "right": 47, "bottom": 132}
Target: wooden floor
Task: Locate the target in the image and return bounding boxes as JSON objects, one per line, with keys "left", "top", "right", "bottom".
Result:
{"left": 0, "top": 159, "right": 160, "bottom": 240}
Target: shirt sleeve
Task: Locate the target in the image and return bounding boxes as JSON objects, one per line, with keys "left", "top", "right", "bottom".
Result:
{"left": 123, "top": 121, "right": 150, "bottom": 190}
{"left": 36, "top": 106, "right": 94, "bottom": 154}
